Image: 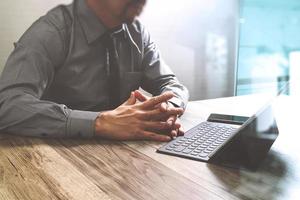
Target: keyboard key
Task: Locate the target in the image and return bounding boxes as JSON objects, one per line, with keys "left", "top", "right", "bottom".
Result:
{"left": 198, "top": 152, "right": 208, "bottom": 158}
{"left": 207, "top": 139, "right": 214, "bottom": 143}
{"left": 193, "top": 149, "right": 201, "bottom": 153}
{"left": 197, "top": 138, "right": 205, "bottom": 143}
{"left": 174, "top": 146, "right": 186, "bottom": 152}
{"left": 215, "top": 140, "right": 223, "bottom": 145}
{"left": 178, "top": 138, "right": 187, "bottom": 142}
{"left": 182, "top": 143, "right": 190, "bottom": 147}
{"left": 204, "top": 149, "right": 211, "bottom": 153}
{"left": 192, "top": 136, "right": 198, "bottom": 140}
{"left": 166, "top": 146, "right": 173, "bottom": 150}
{"left": 203, "top": 142, "right": 211, "bottom": 146}
{"left": 211, "top": 143, "right": 219, "bottom": 147}
{"left": 188, "top": 146, "right": 195, "bottom": 149}
{"left": 211, "top": 136, "right": 217, "bottom": 141}
{"left": 220, "top": 136, "right": 228, "bottom": 140}
{"left": 224, "top": 132, "right": 231, "bottom": 136}
{"left": 182, "top": 148, "right": 193, "bottom": 154}
{"left": 196, "top": 146, "right": 205, "bottom": 151}
{"left": 207, "top": 146, "right": 215, "bottom": 151}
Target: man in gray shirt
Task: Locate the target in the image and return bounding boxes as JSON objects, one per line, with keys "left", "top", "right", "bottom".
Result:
{"left": 0, "top": 0, "right": 189, "bottom": 141}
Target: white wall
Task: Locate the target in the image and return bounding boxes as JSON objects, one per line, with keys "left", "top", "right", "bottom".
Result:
{"left": 0, "top": 0, "right": 72, "bottom": 74}
{"left": 140, "top": 0, "right": 239, "bottom": 100}
{"left": 0, "top": 0, "right": 238, "bottom": 100}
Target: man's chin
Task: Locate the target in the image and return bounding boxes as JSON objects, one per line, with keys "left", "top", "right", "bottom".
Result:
{"left": 124, "top": 16, "right": 137, "bottom": 24}
{"left": 125, "top": 6, "right": 143, "bottom": 24}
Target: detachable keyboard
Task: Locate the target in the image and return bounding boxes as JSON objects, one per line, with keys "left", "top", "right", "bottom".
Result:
{"left": 157, "top": 121, "right": 238, "bottom": 161}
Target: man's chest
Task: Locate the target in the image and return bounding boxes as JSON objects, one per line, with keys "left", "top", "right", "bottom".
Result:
{"left": 45, "top": 34, "right": 144, "bottom": 109}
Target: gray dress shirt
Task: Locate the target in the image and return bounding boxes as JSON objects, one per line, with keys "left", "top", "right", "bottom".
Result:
{"left": 0, "top": 0, "right": 189, "bottom": 138}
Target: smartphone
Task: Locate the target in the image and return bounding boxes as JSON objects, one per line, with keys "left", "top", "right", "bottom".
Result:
{"left": 207, "top": 113, "right": 249, "bottom": 125}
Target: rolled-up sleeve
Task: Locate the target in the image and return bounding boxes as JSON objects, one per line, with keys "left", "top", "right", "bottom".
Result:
{"left": 139, "top": 23, "right": 189, "bottom": 110}
{"left": 0, "top": 19, "right": 98, "bottom": 138}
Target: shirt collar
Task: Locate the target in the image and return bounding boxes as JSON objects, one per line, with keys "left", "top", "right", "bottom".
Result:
{"left": 76, "top": 0, "right": 127, "bottom": 44}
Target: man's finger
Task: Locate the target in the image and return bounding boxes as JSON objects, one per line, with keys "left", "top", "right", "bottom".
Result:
{"left": 167, "top": 115, "right": 177, "bottom": 125}
{"left": 159, "top": 102, "right": 168, "bottom": 112}
{"left": 161, "top": 108, "right": 183, "bottom": 120}
{"left": 140, "top": 92, "right": 174, "bottom": 109}
{"left": 142, "top": 121, "right": 172, "bottom": 130}
{"left": 135, "top": 91, "right": 169, "bottom": 112}
{"left": 174, "top": 122, "right": 181, "bottom": 129}
{"left": 170, "top": 129, "right": 178, "bottom": 138}
{"left": 178, "top": 127, "right": 185, "bottom": 136}
{"left": 122, "top": 92, "right": 136, "bottom": 106}
{"left": 140, "top": 107, "right": 183, "bottom": 120}
{"left": 134, "top": 90, "right": 149, "bottom": 102}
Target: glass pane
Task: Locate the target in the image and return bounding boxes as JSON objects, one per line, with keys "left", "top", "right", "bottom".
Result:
{"left": 237, "top": 0, "right": 300, "bottom": 95}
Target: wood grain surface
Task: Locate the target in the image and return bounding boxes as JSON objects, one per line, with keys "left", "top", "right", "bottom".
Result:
{"left": 0, "top": 95, "right": 299, "bottom": 200}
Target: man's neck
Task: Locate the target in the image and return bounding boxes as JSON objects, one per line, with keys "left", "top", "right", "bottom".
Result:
{"left": 86, "top": 0, "right": 122, "bottom": 29}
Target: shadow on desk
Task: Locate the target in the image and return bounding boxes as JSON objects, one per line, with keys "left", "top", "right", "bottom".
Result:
{"left": 207, "top": 150, "right": 288, "bottom": 199}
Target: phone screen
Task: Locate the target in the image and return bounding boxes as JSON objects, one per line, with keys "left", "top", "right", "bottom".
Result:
{"left": 207, "top": 114, "right": 249, "bottom": 125}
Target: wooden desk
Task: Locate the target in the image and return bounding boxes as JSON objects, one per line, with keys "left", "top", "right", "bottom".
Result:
{"left": 0, "top": 94, "right": 299, "bottom": 200}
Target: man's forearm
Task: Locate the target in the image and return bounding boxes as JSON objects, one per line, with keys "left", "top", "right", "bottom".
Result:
{"left": 0, "top": 90, "right": 98, "bottom": 138}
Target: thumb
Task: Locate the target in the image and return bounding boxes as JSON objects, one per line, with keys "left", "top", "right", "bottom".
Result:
{"left": 123, "top": 92, "right": 136, "bottom": 105}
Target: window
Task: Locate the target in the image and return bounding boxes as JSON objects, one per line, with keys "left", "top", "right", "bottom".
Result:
{"left": 237, "top": 0, "right": 300, "bottom": 95}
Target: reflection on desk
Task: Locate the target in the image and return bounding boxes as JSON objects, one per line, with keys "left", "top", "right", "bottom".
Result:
{"left": 0, "top": 94, "right": 299, "bottom": 200}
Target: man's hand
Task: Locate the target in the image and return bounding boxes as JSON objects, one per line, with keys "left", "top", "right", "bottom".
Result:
{"left": 94, "top": 91, "right": 184, "bottom": 141}
{"left": 134, "top": 90, "right": 185, "bottom": 138}
{"left": 163, "top": 103, "right": 185, "bottom": 138}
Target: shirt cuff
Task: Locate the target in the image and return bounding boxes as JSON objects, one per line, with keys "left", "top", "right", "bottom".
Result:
{"left": 66, "top": 110, "right": 99, "bottom": 138}
{"left": 168, "top": 97, "right": 185, "bottom": 110}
